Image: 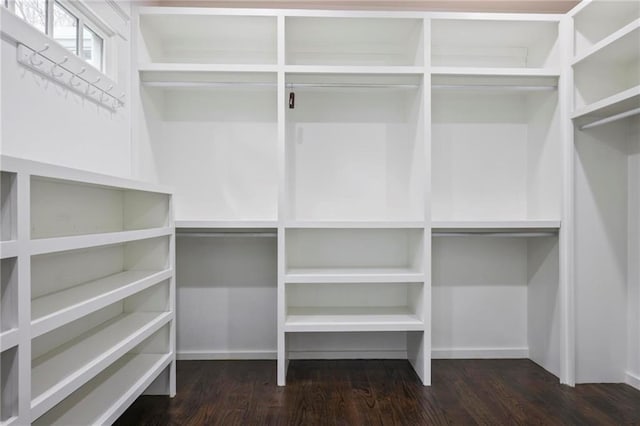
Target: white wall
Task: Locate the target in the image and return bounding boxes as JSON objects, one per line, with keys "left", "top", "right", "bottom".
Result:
{"left": 0, "top": 1, "right": 132, "bottom": 178}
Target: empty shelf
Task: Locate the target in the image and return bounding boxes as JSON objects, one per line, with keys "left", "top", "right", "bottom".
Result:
{"left": 31, "top": 311, "right": 171, "bottom": 419}
{"left": 285, "top": 267, "right": 424, "bottom": 283}
{"left": 31, "top": 269, "right": 172, "bottom": 338}
{"left": 432, "top": 220, "right": 560, "bottom": 235}
{"left": 573, "top": 85, "right": 640, "bottom": 122}
{"left": 0, "top": 328, "right": 18, "bottom": 352}
{"left": 0, "top": 241, "right": 17, "bottom": 259}
{"left": 33, "top": 353, "right": 172, "bottom": 426}
{"left": 285, "top": 307, "right": 424, "bottom": 332}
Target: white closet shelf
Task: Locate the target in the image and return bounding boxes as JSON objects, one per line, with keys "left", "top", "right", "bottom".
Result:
{"left": 29, "top": 227, "right": 172, "bottom": 256}
{"left": 284, "top": 65, "right": 425, "bottom": 75}
{"left": 285, "top": 220, "right": 424, "bottom": 229}
{"left": 0, "top": 416, "right": 18, "bottom": 426}
{"left": 32, "top": 353, "right": 172, "bottom": 426}
{"left": 0, "top": 240, "right": 18, "bottom": 259}
{"left": 0, "top": 328, "right": 19, "bottom": 351}
{"left": 572, "top": 86, "right": 640, "bottom": 122}
{"left": 31, "top": 311, "right": 172, "bottom": 420}
{"left": 431, "top": 66, "right": 560, "bottom": 77}
{"left": 285, "top": 307, "right": 424, "bottom": 332}
{"left": 31, "top": 269, "right": 173, "bottom": 338}
{"left": 572, "top": 19, "right": 640, "bottom": 66}
{"left": 432, "top": 220, "right": 561, "bottom": 235}
{"left": 285, "top": 267, "right": 424, "bottom": 283}
{"left": 139, "top": 63, "right": 278, "bottom": 73}
{"left": 176, "top": 220, "right": 278, "bottom": 229}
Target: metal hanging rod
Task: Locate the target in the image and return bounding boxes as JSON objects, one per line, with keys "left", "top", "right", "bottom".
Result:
{"left": 433, "top": 232, "right": 558, "bottom": 238}
{"left": 176, "top": 232, "right": 277, "bottom": 238}
{"left": 579, "top": 107, "right": 640, "bottom": 130}
{"left": 143, "top": 81, "right": 420, "bottom": 89}
{"left": 432, "top": 84, "right": 557, "bottom": 91}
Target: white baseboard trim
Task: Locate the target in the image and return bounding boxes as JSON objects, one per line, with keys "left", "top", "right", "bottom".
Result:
{"left": 626, "top": 371, "right": 640, "bottom": 391}
{"left": 432, "top": 347, "right": 529, "bottom": 359}
{"left": 289, "top": 350, "right": 407, "bottom": 359}
{"left": 177, "top": 350, "right": 277, "bottom": 360}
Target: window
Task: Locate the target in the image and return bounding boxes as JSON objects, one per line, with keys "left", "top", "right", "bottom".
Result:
{"left": 4, "top": 0, "right": 106, "bottom": 72}
{"left": 52, "top": 1, "right": 77, "bottom": 55}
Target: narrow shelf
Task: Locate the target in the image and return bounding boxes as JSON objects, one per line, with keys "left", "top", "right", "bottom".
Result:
{"left": 431, "top": 66, "right": 560, "bottom": 78}
{"left": 0, "top": 240, "right": 17, "bottom": 259}
{"left": 432, "top": 220, "right": 561, "bottom": 235}
{"left": 0, "top": 416, "right": 18, "bottom": 426}
{"left": 31, "top": 269, "right": 172, "bottom": 338}
{"left": 139, "top": 63, "right": 278, "bottom": 73}
{"left": 285, "top": 65, "right": 425, "bottom": 75}
{"left": 31, "top": 311, "right": 172, "bottom": 420}
{"left": 29, "top": 227, "right": 172, "bottom": 256}
{"left": 32, "top": 353, "right": 172, "bottom": 426}
{"left": 0, "top": 328, "right": 18, "bottom": 352}
{"left": 176, "top": 220, "right": 278, "bottom": 229}
{"left": 285, "top": 221, "right": 424, "bottom": 229}
{"left": 573, "top": 19, "right": 640, "bottom": 66}
{"left": 572, "top": 85, "right": 640, "bottom": 122}
{"left": 285, "top": 307, "right": 424, "bottom": 332}
{"left": 285, "top": 267, "right": 424, "bottom": 283}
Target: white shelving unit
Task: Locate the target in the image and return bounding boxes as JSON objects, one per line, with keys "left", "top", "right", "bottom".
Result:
{"left": 569, "top": 0, "right": 640, "bottom": 388}
{"left": 134, "top": 6, "right": 575, "bottom": 390}
{"left": 0, "top": 155, "right": 176, "bottom": 425}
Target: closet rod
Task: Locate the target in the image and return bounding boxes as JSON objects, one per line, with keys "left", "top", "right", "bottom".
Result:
{"left": 142, "top": 81, "right": 420, "bottom": 89}
{"left": 176, "top": 232, "right": 277, "bottom": 238}
{"left": 579, "top": 107, "right": 640, "bottom": 130}
{"left": 432, "top": 84, "right": 557, "bottom": 91}
{"left": 433, "top": 232, "right": 557, "bottom": 238}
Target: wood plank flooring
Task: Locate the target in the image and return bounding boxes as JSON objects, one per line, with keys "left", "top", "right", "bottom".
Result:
{"left": 115, "top": 359, "right": 640, "bottom": 425}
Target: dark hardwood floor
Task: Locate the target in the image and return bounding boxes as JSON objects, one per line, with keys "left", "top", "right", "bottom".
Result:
{"left": 115, "top": 359, "right": 640, "bottom": 425}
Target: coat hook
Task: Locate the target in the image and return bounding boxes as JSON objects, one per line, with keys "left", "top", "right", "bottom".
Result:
{"left": 70, "top": 67, "right": 86, "bottom": 86}
{"left": 29, "top": 44, "right": 49, "bottom": 67}
{"left": 51, "top": 56, "right": 68, "bottom": 78}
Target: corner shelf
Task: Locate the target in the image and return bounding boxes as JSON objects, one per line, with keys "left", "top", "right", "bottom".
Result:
{"left": 572, "top": 19, "right": 640, "bottom": 66}
{"left": 31, "top": 311, "right": 172, "bottom": 420}
{"left": 285, "top": 307, "right": 424, "bottom": 332}
{"left": 32, "top": 353, "right": 172, "bottom": 426}
{"left": 572, "top": 85, "right": 640, "bottom": 126}
{"left": 31, "top": 269, "right": 173, "bottom": 338}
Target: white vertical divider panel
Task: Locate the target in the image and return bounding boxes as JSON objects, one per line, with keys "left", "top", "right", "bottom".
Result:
{"left": 16, "top": 171, "right": 31, "bottom": 424}
{"left": 407, "top": 16, "right": 431, "bottom": 386}
{"left": 559, "top": 14, "right": 576, "bottom": 387}
{"left": 276, "top": 14, "right": 288, "bottom": 386}
{"left": 168, "top": 200, "right": 176, "bottom": 396}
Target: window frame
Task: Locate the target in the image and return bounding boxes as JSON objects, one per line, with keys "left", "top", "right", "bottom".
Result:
{"left": 4, "top": 0, "right": 108, "bottom": 73}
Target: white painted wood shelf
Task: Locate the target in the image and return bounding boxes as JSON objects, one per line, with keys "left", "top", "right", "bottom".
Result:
{"left": 32, "top": 353, "right": 173, "bottom": 426}
{"left": 0, "top": 328, "right": 18, "bottom": 352}
{"left": 572, "top": 19, "right": 640, "bottom": 66}
{"left": 31, "top": 311, "right": 172, "bottom": 420}
{"left": 432, "top": 220, "right": 561, "bottom": 235}
{"left": 31, "top": 269, "right": 173, "bottom": 338}
{"left": 285, "top": 221, "right": 424, "bottom": 229}
{"left": 285, "top": 267, "right": 424, "bottom": 283}
{"left": 0, "top": 155, "right": 176, "bottom": 424}
{"left": 572, "top": 85, "right": 640, "bottom": 123}
{"left": 176, "top": 220, "right": 278, "bottom": 229}
{"left": 285, "top": 307, "right": 424, "bottom": 332}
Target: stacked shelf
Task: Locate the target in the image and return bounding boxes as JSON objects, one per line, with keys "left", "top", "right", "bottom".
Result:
{"left": 0, "top": 155, "right": 175, "bottom": 425}
{"left": 572, "top": 1, "right": 640, "bottom": 129}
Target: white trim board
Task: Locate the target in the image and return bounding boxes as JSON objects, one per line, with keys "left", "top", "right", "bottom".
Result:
{"left": 627, "top": 372, "right": 640, "bottom": 391}
{"left": 431, "top": 348, "right": 530, "bottom": 359}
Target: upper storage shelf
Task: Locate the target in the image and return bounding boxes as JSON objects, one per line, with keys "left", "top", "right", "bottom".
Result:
{"left": 431, "top": 17, "right": 560, "bottom": 70}
{"left": 285, "top": 16, "right": 424, "bottom": 67}
{"left": 31, "top": 176, "right": 170, "bottom": 239}
{"left": 573, "top": 0, "right": 640, "bottom": 59}
{"left": 138, "top": 9, "right": 277, "bottom": 65}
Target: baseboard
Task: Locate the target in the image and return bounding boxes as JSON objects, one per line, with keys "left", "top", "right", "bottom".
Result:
{"left": 177, "top": 350, "right": 277, "bottom": 360}
{"left": 626, "top": 371, "right": 640, "bottom": 391}
{"left": 289, "top": 350, "right": 407, "bottom": 359}
{"left": 431, "top": 347, "right": 529, "bottom": 359}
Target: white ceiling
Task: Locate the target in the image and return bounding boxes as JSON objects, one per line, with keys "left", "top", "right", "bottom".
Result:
{"left": 149, "top": 0, "right": 582, "bottom": 14}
